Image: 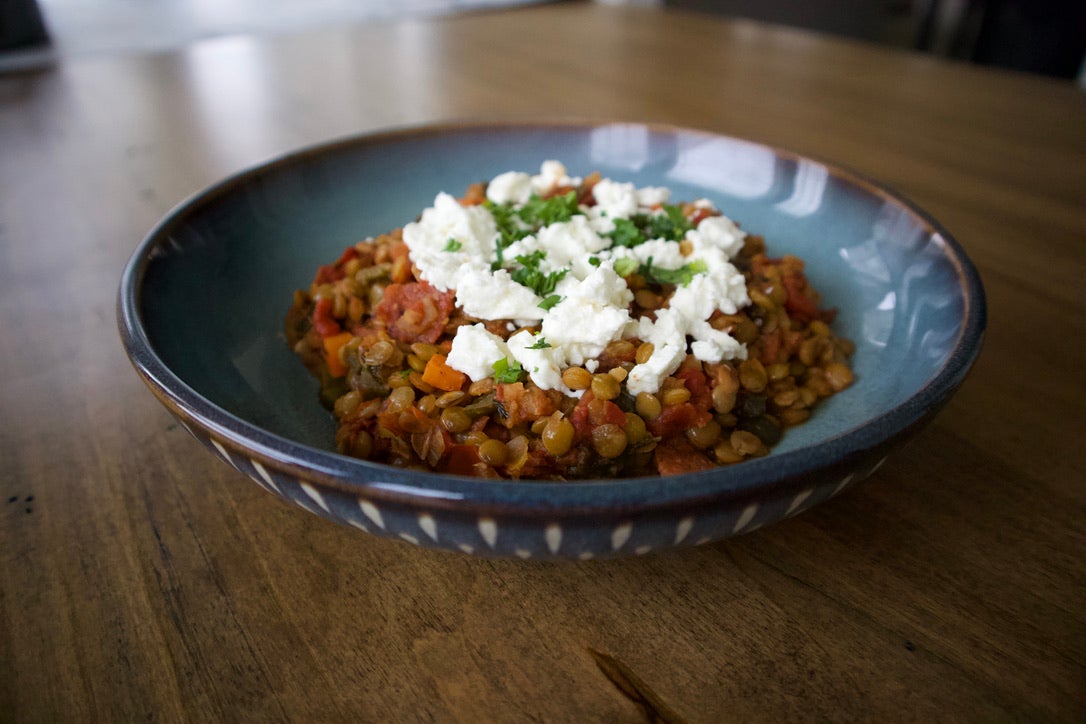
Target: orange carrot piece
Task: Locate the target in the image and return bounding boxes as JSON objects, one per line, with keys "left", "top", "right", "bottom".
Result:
{"left": 322, "top": 332, "right": 353, "bottom": 378}
{"left": 421, "top": 354, "right": 467, "bottom": 392}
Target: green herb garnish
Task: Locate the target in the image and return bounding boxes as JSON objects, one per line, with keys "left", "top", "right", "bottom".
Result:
{"left": 483, "top": 199, "right": 532, "bottom": 269}
{"left": 509, "top": 251, "right": 568, "bottom": 297}
{"left": 538, "top": 294, "right": 563, "bottom": 311}
{"left": 443, "top": 238, "right": 462, "bottom": 252}
{"left": 492, "top": 357, "right": 524, "bottom": 383}
{"left": 605, "top": 203, "right": 694, "bottom": 247}
{"left": 612, "top": 257, "right": 639, "bottom": 278}
{"left": 529, "top": 336, "right": 552, "bottom": 349}
{"left": 639, "top": 257, "right": 708, "bottom": 287}
{"left": 607, "top": 217, "right": 644, "bottom": 248}
{"left": 517, "top": 191, "right": 580, "bottom": 227}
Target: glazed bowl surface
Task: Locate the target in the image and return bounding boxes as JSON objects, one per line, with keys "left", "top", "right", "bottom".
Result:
{"left": 118, "top": 122, "right": 985, "bottom": 558}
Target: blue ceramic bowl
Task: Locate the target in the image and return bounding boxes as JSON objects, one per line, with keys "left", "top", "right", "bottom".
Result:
{"left": 118, "top": 122, "right": 985, "bottom": 558}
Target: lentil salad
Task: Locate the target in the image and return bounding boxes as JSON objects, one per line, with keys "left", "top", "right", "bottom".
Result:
{"left": 285, "top": 163, "right": 854, "bottom": 479}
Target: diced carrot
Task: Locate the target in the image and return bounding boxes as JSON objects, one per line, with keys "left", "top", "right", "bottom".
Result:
{"left": 421, "top": 354, "right": 467, "bottom": 392}
{"left": 322, "top": 332, "right": 353, "bottom": 378}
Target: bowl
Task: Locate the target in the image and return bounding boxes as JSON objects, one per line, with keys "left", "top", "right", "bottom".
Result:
{"left": 118, "top": 122, "right": 985, "bottom": 559}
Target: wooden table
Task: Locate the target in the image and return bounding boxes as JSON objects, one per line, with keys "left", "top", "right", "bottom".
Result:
{"left": 2, "top": 3, "right": 1084, "bottom": 720}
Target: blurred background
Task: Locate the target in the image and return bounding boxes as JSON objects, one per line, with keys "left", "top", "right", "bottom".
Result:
{"left": 3, "top": 0, "right": 1084, "bottom": 83}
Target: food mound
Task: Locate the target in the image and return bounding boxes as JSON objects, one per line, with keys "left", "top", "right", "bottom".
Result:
{"left": 285, "top": 162, "right": 854, "bottom": 479}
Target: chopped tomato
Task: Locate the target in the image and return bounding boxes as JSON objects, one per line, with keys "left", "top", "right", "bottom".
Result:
{"left": 374, "top": 281, "right": 454, "bottom": 343}
{"left": 311, "top": 297, "right": 342, "bottom": 337}
{"left": 654, "top": 437, "right": 715, "bottom": 475}
{"left": 497, "top": 382, "right": 559, "bottom": 427}
{"left": 569, "top": 391, "right": 627, "bottom": 442}
{"left": 674, "top": 365, "right": 712, "bottom": 411}
{"left": 781, "top": 270, "right": 821, "bottom": 322}
{"left": 646, "top": 402, "right": 713, "bottom": 439}
{"left": 442, "top": 445, "right": 481, "bottom": 476}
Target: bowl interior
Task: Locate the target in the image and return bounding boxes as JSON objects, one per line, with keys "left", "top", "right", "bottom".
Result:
{"left": 136, "top": 124, "right": 970, "bottom": 465}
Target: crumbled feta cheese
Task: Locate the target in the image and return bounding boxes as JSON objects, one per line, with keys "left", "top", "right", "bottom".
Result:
{"left": 627, "top": 310, "right": 689, "bottom": 395}
{"left": 402, "top": 192, "right": 498, "bottom": 292}
{"left": 685, "top": 214, "right": 746, "bottom": 259}
{"left": 487, "top": 171, "right": 533, "bottom": 205}
{"left": 591, "top": 178, "right": 639, "bottom": 219}
{"left": 455, "top": 265, "right": 545, "bottom": 321}
{"left": 535, "top": 216, "right": 609, "bottom": 278}
{"left": 507, "top": 330, "right": 575, "bottom": 395}
{"left": 542, "top": 264, "right": 633, "bottom": 366}
{"left": 531, "top": 160, "right": 578, "bottom": 195}
{"left": 446, "top": 324, "right": 510, "bottom": 381}
{"left": 637, "top": 186, "right": 670, "bottom": 207}
{"left": 401, "top": 163, "right": 753, "bottom": 394}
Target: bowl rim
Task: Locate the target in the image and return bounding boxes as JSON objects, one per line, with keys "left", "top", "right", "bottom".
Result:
{"left": 117, "top": 119, "right": 987, "bottom": 515}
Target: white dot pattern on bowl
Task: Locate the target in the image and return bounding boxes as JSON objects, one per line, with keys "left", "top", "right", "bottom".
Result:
{"left": 611, "top": 522, "right": 632, "bottom": 551}
{"left": 418, "top": 513, "right": 438, "bottom": 541}
{"left": 545, "top": 523, "right": 562, "bottom": 555}
{"left": 733, "top": 503, "right": 759, "bottom": 534}
{"left": 478, "top": 517, "right": 498, "bottom": 548}
{"left": 300, "top": 483, "right": 330, "bottom": 513}
{"left": 250, "top": 460, "right": 282, "bottom": 494}
{"left": 193, "top": 428, "right": 891, "bottom": 559}
{"left": 675, "top": 516, "right": 695, "bottom": 545}
{"left": 359, "top": 498, "right": 385, "bottom": 529}
{"left": 785, "top": 488, "right": 814, "bottom": 517}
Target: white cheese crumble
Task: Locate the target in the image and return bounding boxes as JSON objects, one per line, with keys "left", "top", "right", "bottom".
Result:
{"left": 401, "top": 161, "right": 751, "bottom": 394}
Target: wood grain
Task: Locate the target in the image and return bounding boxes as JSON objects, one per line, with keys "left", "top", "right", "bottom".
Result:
{"left": 1, "top": 3, "right": 1084, "bottom": 720}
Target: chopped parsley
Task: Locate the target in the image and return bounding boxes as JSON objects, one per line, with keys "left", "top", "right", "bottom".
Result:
{"left": 484, "top": 191, "right": 581, "bottom": 270}
{"left": 492, "top": 357, "right": 524, "bottom": 383}
{"left": 639, "top": 257, "right": 708, "bottom": 287}
{"left": 517, "top": 190, "right": 580, "bottom": 227}
{"left": 612, "top": 257, "right": 640, "bottom": 278}
{"left": 443, "top": 238, "right": 462, "bottom": 252}
{"left": 605, "top": 203, "right": 694, "bottom": 247}
{"left": 509, "top": 251, "right": 568, "bottom": 297}
{"left": 483, "top": 199, "right": 532, "bottom": 269}
{"left": 538, "top": 294, "right": 563, "bottom": 311}
{"left": 606, "top": 218, "right": 644, "bottom": 248}
{"left": 528, "top": 336, "right": 552, "bottom": 349}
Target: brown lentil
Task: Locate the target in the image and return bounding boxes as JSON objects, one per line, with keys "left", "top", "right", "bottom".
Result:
{"left": 591, "top": 373, "right": 621, "bottom": 401}
{"left": 739, "top": 359, "right": 768, "bottom": 392}
{"left": 635, "top": 342, "right": 655, "bottom": 365}
{"left": 713, "top": 440, "right": 744, "bottom": 464}
{"left": 825, "top": 362, "right": 855, "bottom": 392}
{"left": 435, "top": 390, "right": 466, "bottom": 408}
{"left": 686, "top": 420, "right": 722, "bottom": 450}
{"left": 661, "top": 386, "right": 691, "bottom": 406}
{"left": 635, "top": 392, "right": 662, "bottom": 420}
{"left": 542, "top": 415, "right": 575, "bottom": 457}
{"left": 440, "top": 406, "right": 472, "bottom": 433}
{"left": 592, "top": 424, "right": 628, "bottom": 459}
{"left": 562, "top": 366, "right": 592, "bottom": 390}
{"left": 623, "top": 413, "right": 649, "bottom": 445}
{"left": 478, "top": 439, "right": 509, "bottom": 466}
{"left": 730, "top": 430, "right": 762, "bottom": 456}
